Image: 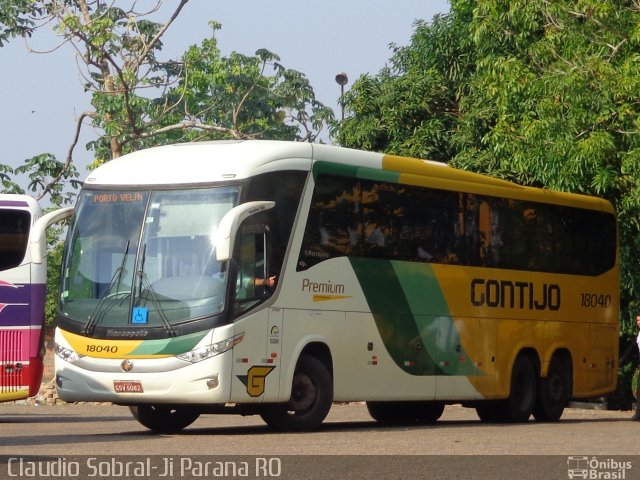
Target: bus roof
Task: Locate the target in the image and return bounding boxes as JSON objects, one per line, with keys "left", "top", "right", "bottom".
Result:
{"left": 0, "top": 194, "right": 41, "bottom": 213}
{"left": 84, "top": 140, "right": 613, "bottom": 213}
{"left": 85, "top": 141, "right": 315, "bottom": 186}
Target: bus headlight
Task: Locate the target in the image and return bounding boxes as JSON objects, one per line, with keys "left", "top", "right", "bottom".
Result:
{"left": 54, "top": 343, "right": 83, "bottom": 363}
{"left": 177, "top": 333, "right": 244, "bottom": 363}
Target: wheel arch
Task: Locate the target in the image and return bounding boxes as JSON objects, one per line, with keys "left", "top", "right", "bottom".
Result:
{"left": 279, "top": 337, "right": 334, "bottom": 401}
{"left": 299, "top": 342, "right": 334, "bottom": 378}
{"left": 514, "top": 347, "right": 541, "bottom": 378}
{"left": 503, "top": 347, "right": 541, "bottom": 397}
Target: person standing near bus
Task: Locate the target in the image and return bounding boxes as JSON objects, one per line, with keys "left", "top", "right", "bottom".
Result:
{"left": 633, "top": 314, "right": 640, "bottom": 421}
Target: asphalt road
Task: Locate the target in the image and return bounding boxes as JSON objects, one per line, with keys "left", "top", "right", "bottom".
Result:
{"left": 0, "top": 403, "right": 637, "bottom": 480}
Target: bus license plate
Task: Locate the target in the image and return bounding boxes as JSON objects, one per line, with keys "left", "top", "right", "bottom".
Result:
{"left": 113, "top": 380, "right": 144, "bottom": 393}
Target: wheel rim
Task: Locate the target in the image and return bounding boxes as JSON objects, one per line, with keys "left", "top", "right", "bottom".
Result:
{"left": 514, "top": 371, "right": 534, "bottom": 406}
{"left": 509, "top": 356, "right": 536, "bottom": 421}
{"left": 289, "top": 372, "right": 317, "bottom": 413}
{"left": 547, "top": 373, "right": 563, "bottom": 403}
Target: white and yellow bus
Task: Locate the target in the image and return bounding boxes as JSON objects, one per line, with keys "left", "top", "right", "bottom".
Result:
{"left": 54, "top": 141, "right": 619, "bottom": 432}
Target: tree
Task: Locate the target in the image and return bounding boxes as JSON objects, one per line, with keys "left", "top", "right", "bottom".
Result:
{"left": 46, "top": 2, "right": 332, "bottom": 167}
{"left": 0, "top": 0, "right": 333, "bottom": 324}
{"left": 1, "top": 0, "right": 333, "bottom": 188}
{"left": 87, "top": 26, "right": 333, "bottom": 166}
{"left": 333, "top": 6, "right": 475, "bottom": 161}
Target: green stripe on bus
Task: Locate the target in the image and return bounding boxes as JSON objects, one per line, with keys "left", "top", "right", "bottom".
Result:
{"left": 349, "top": 257, "right": 444, "bottom": 376}
{"left": 313, "top": 161, "right": 360, "bottom": 179}
{"left": 130, "top": 330, "right": 209, "bottom": 356}
{"left": 391, "top": 262, "right": 477, "bottom": 376}
{"left": 313, "top": 161, "right": 401, "bottom": 183}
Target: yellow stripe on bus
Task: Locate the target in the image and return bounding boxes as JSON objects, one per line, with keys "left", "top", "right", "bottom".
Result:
{"left": 312, "top": 295, "right": 353, "bottom": 302}
{"left": 60, "top": 329, "right": 172, "bottom": 359}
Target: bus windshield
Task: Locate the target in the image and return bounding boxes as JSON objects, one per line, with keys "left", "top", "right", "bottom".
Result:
{"left": 60, "top": 187, "right": 240, "bottom": 335}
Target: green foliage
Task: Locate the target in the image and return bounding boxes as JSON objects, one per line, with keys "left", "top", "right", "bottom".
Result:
{"left": 45, "top": 231, "right": 65, "bottom": 326}
{"left": 14, "top": 153, "right": 80, "bottom": 207}
{"left": 0, "top": 0, "right": 44, "bottom": 46}
{"left": 3, "top": 1, "right": 333, "bottom": 172}
{"left": 55, "top": 8, "right": 335, "bottom": 166}
{"left": 0, "top": 153, "right": 79, "bottom": 207}
{"left": 333, "top": 11, "right": 474, "bottom": 161}
{"left": 609, "top": 352, "right": 637, "bottom": 410}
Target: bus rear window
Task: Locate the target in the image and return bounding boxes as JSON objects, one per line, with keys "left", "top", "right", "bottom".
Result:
{"left": 0, "top": 209, "right": 31, "bottom": 270}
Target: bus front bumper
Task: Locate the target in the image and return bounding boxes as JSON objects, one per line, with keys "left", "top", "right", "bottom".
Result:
{"left": 54, "top": 354, "right": 233, "bottom": 405}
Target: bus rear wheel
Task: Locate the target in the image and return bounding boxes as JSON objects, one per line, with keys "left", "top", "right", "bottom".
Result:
{"left": 533, "top": 355, "right": 571, "bottom": 422}
{"left": 367, "top": 401, "right": 445, "bottom": 424}
{"left": 476, "top": 355, "right": 537, "bottom": 423}
{"left": 475, "top": 402, "right": 502, "bottom": 422}
{"left": 501, "top": 354, "right": 537, "bottom": 422}
{"left": 129, "top": 405, "right": 200, "bottom": 433}
{"left": 260, "top": 355, "right": 333, "bottom": 432}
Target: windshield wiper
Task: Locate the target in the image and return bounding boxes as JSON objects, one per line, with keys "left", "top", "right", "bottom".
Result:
{"left": 83, "top": 240, "right": 130, "bottom": 336}
{"left": 133, "top": 243, "right": 177, "bottom": 337}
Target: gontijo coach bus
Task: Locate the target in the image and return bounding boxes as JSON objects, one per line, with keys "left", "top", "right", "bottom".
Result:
{"left": 54, "top": 141, "right": 618, "bottom": 431}
{"left": 0, "top": 194, "right": 72, "bottom": 402}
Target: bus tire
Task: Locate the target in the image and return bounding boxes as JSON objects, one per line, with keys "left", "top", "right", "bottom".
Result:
{"left": 367, "top": 401, "right": 445, "bottom": 424}
{"left": 501, "top": 354, "right": 537, "bottom": 423}
{"left": 367, "top": 401, "right": 398, "bottom": 423}
{"left": 475, "top": 402, "right": 501, "bottom": 423}
{"left": 414, "top": 401, "right": 445, "bottom": 423}
{"left": 129, "top": 405, "right": 200, "bottom": 433}
{"left": 533, "top": 355, "right": 571, "bottom": 422}
{"left": 260, "top": 354, "right": 333, "bottom": 432}
{"left": 478, "top": 356, "right": 537, "bottom": 423}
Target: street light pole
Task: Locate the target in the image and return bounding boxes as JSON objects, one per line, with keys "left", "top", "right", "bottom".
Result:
{"left": 335, "top": 72, "right": 349, "bottom": 121}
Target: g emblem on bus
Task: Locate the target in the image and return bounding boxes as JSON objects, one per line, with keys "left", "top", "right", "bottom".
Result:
{"left": 237, "top": 365, "right": 275, "bottom": 397}
{"left": 121, "top": 360, "right": 134, "bottom": 372}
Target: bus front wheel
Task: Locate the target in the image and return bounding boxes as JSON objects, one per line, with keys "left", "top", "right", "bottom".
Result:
{"left": 129, "top": 405, "right": 200, "bottom": 433}
{"left": 260, "top": 354, "right": 333, "bottom": 432}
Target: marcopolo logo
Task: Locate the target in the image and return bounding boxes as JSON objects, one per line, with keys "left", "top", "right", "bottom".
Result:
{"left": 567, "top": 456, "right": 632, "bottom": 479}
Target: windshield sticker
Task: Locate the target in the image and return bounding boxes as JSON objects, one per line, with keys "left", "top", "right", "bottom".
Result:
{"left": 132, "top": 307, "right": 149, "bottom": 325}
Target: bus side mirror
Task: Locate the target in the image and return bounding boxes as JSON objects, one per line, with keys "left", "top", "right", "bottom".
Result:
{"left": 215, "top": 201, "right": 275, "bottom": 262}
{"left": 29, "top": 207, "right": 74, "bottom": 264}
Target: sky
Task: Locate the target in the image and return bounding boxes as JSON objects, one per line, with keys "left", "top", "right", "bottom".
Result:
{"left": 0, "top": 0, "right": 450, "bottom": 187}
